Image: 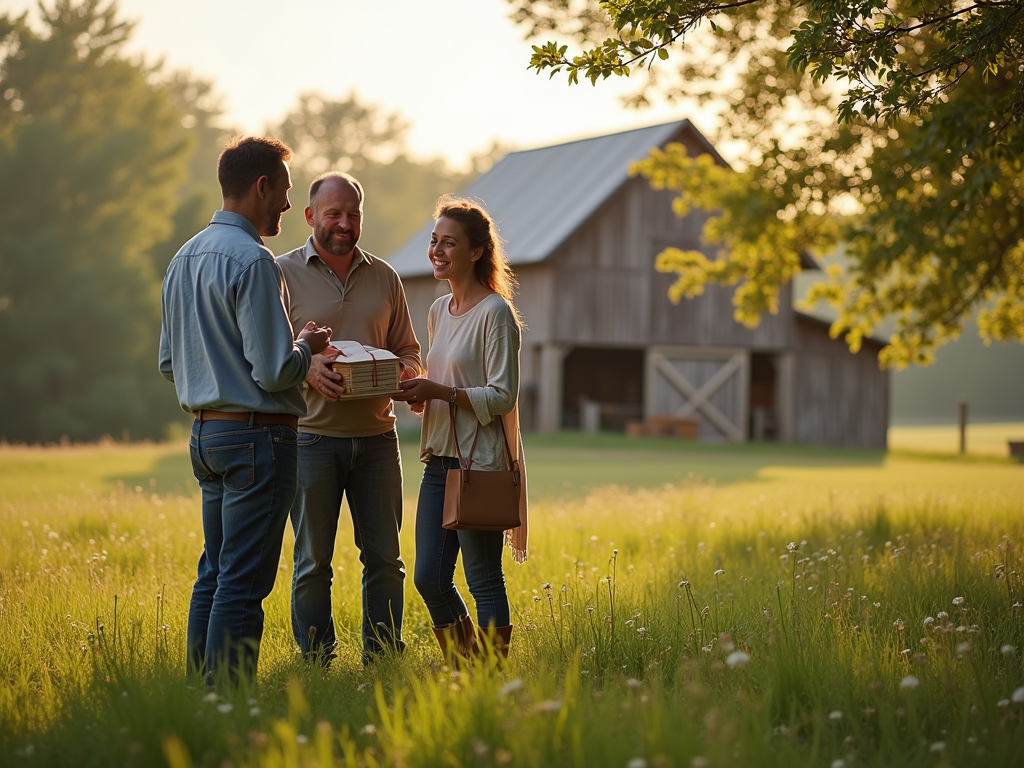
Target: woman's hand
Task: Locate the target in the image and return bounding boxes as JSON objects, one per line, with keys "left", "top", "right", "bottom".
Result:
{"left": 396, "top": 377, "right": 448, "bottom": 407}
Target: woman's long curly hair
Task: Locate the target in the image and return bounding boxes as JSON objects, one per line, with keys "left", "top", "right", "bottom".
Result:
{"left": 433, "top": 195, "right": 523, "bottom": 327}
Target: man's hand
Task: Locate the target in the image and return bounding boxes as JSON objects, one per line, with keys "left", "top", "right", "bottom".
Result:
{"left": 298, "top": 321, "right": 332, "bottom": 355}
{"left": 306, "top": 351, "right": 346, "bottom": 401}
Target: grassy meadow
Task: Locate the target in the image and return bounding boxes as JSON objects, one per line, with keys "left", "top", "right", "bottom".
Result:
{"left": 1, "top": 430, "right": 1023, "bottom": 767}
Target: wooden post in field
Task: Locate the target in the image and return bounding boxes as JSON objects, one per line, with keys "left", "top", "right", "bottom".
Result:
{"left": 958, "top": 398, "right": 968, "bottom": 454}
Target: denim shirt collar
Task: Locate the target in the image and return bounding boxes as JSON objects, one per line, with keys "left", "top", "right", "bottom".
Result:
{"left": 210, "top": 210, "right": 265, "bottom": 245}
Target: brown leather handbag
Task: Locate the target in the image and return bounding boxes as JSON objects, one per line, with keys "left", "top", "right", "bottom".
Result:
{"left": 442, "top": 403, "right": 522, "bottom": 531}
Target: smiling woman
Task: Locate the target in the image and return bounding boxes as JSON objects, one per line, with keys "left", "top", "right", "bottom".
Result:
{"left": 396, "top": 196, "right": 529, "bottom": 660}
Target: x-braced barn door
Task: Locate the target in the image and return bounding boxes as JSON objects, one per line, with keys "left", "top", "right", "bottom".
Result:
{"left": 645, "top": 346, "right": 750, "bottom": 443}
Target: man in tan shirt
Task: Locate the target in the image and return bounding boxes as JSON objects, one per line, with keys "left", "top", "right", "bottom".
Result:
{"left": 278, "top": 171, "right": 422, "bottom": 664}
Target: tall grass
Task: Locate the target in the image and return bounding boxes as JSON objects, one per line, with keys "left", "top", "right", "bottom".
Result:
{"left": 1, "top": 442, "right": 1023, "bottom": 767}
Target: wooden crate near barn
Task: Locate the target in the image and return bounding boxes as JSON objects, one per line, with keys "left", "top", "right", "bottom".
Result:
{"left": 626, "top": 416, "right": 699, "bottom": 440}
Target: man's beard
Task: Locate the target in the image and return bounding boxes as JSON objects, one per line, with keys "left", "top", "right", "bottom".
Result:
{"left": 315, "top": 222, "right": 357, "bottom": 256}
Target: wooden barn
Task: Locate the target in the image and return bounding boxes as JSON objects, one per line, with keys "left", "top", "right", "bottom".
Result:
{"left": 387, "top": 120, "right": 888, "bottom": 449}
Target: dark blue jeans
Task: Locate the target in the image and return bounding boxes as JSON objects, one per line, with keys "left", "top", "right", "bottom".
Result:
{"left": 187, "top": 418, "right": 297, "bottom": 682}
{"left": 413, "top": 456, "right": 510, "bottom": 629}
{"left": 290, "top": 430, "right": 405, "bottom": 660}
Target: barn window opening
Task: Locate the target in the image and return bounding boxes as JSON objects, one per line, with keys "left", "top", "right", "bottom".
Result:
{"left": 561, "top": 347, "right": 644, "bottom": 431}
{"left": 749, "top": 352, "right": 778, "bottom": 441}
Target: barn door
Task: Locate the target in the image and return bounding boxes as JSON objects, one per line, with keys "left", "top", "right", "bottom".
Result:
{"left": 645, "top": 346, "right": 749, "bottom": 443}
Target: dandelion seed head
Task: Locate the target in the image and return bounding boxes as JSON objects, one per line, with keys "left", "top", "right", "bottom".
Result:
{"left": 900, "top": 675, "right": 920, "bottom": 690}
{"left": 726, "top": 651, "right": 750, "bottom": 669}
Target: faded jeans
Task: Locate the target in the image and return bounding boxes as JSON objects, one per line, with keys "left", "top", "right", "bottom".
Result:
{"left": 290, "top": 430, "right": 405, "bottom": 660}
{"left": 413, "top": 455, "right": 510, "bottom": 629}
{"left": 187, "top": 418, "right": 297, "bottom": 683}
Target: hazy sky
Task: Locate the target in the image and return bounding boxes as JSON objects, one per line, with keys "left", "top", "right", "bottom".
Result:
{"left": 2, "top": 0, "right": 700, "bottom": 168}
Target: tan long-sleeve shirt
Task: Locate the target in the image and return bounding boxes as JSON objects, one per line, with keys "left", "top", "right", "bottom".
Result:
{"left": 278, "top": 238, "right": 422, "bottom": 437}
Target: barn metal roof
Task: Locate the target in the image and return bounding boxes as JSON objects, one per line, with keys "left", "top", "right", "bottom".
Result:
{"left": 387, "top": 119, "right": 703, "bottom": 278}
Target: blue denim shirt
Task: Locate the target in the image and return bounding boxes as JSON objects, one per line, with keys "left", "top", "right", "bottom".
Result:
{"left": 159, "top": 211, "right": 311, "bottom": 416}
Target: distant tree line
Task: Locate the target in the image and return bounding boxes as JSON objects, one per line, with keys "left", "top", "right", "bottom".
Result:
{"left": 0, "top": 0, "right": 492, "bottom": 444}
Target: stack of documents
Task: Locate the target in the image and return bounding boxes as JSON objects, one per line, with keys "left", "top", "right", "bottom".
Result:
{"left": 328, "top": 341, "right": 401, "bottom": 399}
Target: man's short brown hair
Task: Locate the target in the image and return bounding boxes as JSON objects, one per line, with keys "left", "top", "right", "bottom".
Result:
{"left": 218, "top": 137, "right": 292, "bottom": 200}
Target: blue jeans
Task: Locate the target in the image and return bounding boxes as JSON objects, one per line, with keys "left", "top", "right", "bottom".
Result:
{"left": 290, "top": 430, "right": 405, "bottom": 660}
{"left": 413, "top": 456, "right": 510, "bottom": 628}
{"left": 187, "top": 419, "right": 297, "bottom": 682}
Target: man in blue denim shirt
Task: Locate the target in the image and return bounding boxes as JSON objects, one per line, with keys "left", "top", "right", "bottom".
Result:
{"left": 159, "top": 137, "right": 332, "bottom": 683}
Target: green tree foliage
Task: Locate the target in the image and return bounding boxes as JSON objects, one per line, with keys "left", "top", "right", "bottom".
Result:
{"left": 0, "top": 0, "right": 195, "bottom": 442}
{"left": 271, "top": 93, "right": 484, "bottom": 259}
{"left": 512, "top": 1, "right": 1024, "bottom": 366}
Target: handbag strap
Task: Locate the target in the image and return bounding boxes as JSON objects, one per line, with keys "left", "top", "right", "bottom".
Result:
{"left": 448, "top": 402, "right": 515, "bottom": 472}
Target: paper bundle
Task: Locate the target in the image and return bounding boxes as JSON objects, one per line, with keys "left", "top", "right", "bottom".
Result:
{"left": 328, "top": 341, "right": 401, "bottom": 399}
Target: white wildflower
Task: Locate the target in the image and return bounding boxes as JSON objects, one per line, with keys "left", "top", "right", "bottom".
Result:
{"left": 500, "top": 679, "right": 525, "bottom": 697}
{"left": 929, "top": 741, "right": 945, "bottom": 753}
{"left": 828, "top": 710, "right": 843, "bottom": 722}
{"left": 360, "top": 724, "right": 376, "bottom": 735}
{"left": 626, "top": 678, "right": 642, "bottom": 688}
{"left": 952, "top": 596, "right": 964, "bottom": 606}
{"left": 535, "top": 699, "right": 563, "bottom": 713}
{"left": 691, "top": 758, "right": 708, "bottom": 768}
{"left": 726, "top": 651, "right": 750, "bottom": 669}
{"left": 217, "top": 703, "right": 233, "bottom": 714}
{"left": 923, "top": 616, "right": 934, "bottom": 626}
{"left": 956, "top": 642, "right": 971, "bottom": 658}
{"left": 899, "top": 675, "right": 921, "bottom": 690}
{"left": 627, "top": 759, "right": 648, "bottom": 768}
{"left": 1000, "top": 644, "right": 1016, "bottom": 656}
{"left": 1012, "top": 687, "right": 1024, "bottom": 704}
{"left": 831, "top": 760, "right": 846, "bottom": 768}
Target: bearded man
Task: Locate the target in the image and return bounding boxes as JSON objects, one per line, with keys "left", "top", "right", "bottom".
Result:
{"left": 277, "top": 172, "right": 422, "bottom": 664}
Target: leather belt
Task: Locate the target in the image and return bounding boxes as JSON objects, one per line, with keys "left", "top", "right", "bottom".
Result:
{"left": 193, "top": 410, "right": 298, "bottom": 429}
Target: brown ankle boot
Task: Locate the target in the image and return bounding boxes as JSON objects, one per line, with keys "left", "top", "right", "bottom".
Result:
{"left": 477, "top": 625, "right": 513, "bottom": 660}
{"left": 432, "top": 615, "right": 477, "bottom": 664}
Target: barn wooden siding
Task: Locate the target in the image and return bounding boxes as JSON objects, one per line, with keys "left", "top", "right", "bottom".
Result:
{"left": 788, "top": 316, "right": 889, "bottom": 449}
